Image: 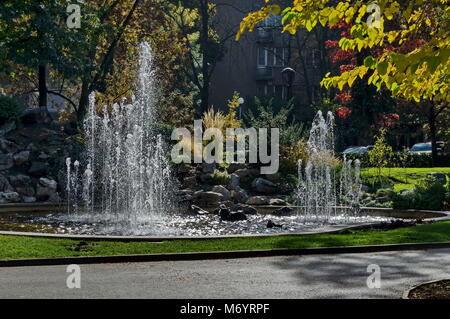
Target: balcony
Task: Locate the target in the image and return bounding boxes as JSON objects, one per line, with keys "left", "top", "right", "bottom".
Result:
{"left": 256, "top": 66, "right": 274, "bottom": 81}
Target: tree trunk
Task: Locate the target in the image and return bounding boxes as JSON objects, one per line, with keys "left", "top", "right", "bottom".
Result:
{"left": 38, "top": 65, "right": 47, "bottom": 107}
{"left": 77, "top": 81, "right": 90, "bottom": 125}
{"left": 199, "top": 0, "right": 210, "bottom": 114}
{"left": 429, "top": 101, "right": 438, "bottom": 167}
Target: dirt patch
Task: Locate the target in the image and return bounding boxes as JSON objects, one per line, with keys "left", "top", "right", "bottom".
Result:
{"left": 409, "top": 280, "right": 450, "bottom": 299}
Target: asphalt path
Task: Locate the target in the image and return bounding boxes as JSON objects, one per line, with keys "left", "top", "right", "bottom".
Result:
{"left": 1, "top": 248, "right": 450, "bottom": 298}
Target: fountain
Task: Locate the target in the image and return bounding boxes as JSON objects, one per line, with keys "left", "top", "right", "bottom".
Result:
{"left": 65, "top": 42, "right": 175, "bottom": 235}
{"left": 0, "top": 44, "right": 391, "bottom": 237}
{"left": 296, "top": 111, "right": 362, "bottom": 223}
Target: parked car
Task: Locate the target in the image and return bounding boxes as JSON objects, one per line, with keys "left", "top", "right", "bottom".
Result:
{"left": 342, "top": 145, "right": 373, "bottom": 155}
{"left": 408, "top": 142, "right": 443, "bottom": 155}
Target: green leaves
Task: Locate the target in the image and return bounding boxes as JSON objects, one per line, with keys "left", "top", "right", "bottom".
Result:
{"left": 364, "top": 56, "right": 377, "bottom": 68}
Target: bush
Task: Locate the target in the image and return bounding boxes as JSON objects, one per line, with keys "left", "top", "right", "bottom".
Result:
{"left": 208, "top": 170, "right": 231, "bottom": 186}
{"left": 392, "top": 177, "right": 446, "bottom": 210}
{"left": 361, "top": 175, "right": 394, "bottom": 192}
{"left": 0, "top": 95, "right": 22, "bottom": 124}
{"left": 344, "top": 152, "right": 450, "bottom": 168}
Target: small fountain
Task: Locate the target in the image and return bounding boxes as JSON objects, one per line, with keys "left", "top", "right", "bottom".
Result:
{"left": 296, "top": 111, "right": 362, "bottom": 223}
{"left": 65, "top": 42, "right": 175, "bottom": 235}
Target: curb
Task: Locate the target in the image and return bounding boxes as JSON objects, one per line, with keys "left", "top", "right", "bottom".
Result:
{"left": 2, "top": 242, "right": 450, "bottom": 267}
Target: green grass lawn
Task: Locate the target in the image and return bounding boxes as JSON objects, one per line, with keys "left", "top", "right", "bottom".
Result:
{"left": 2, "top": 221, "right": 450, "bottom": 260}
{"left": 361, "top": 167, "right": 450, "bottom": 192}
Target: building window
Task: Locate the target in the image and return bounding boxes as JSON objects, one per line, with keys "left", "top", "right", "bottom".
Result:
{"left": 273, "top": 48, "right": 284, "bottom": 66}
{"left": 258, "top": 47, "right": 268, "bottom": 66}
{"left": 312, "top": 49, "right": 321, "bottom": 68}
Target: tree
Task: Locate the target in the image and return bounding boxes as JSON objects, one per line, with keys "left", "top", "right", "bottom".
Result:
{"left": 237, "top": 0, "right": 450, "bottom": 164}
{"left": 0, "top": 1, "right": 79, "bottom": 108}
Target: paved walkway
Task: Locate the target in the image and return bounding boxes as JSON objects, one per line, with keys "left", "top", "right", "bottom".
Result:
{"left": 1, "top": 248, "right": 450, "bottom": 298}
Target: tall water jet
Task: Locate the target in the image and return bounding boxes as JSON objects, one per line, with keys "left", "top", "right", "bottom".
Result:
{"left": 296, "top": 111, "right": 362, "bottom": 223}
{"left": 66, "top": 42, "right": 175, "bottom": 234}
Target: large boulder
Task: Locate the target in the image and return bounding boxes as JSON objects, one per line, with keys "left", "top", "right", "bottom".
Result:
{"left": 9, "top": 174, "right": 32, "bottom": 188}
{"left": 192, "top": 191, "right": 224, "bottom": 206}
{"left": 252, "top": 178, "right": 277, "bottom": 194}
{"left": 0, "top": 174, "right": 14, "bottom": 192}
{"left": 0, "top": 192, "right": 21, "bottom": 203}
{"left": 202, "top": 163, "right": 216, "bottom": 174}
{"left": 269, "top": 198, "right": 286, "bottom": 206}
{"left": 247, "top": 196, "right": 270, "bottom": 205}
{"left": 229, "top": 203, "right": 257, "bottom": 215}
{"left": 0, "top": 122, "right": 16, "bottom": 136}
{"left": 13, "top": 150, "right": 30, "bottom": 166}
{"left": 36, "top": 177, "right": 58, "bottom": 201}
{"left": 229, "top": 173, "right": 240, "bottom": 189}
{"left": 182, "top": 176, "right": 197, "bottom": 189}
{"left": 212, "top": 185, "right": 231, "bottom": 201}
{"left": 217, "top": 204, "right": 247, "bottom": 221}
{"left": 28, "top": 161, "right": 50, "bottom": 176}
{"left": 230, "top": 186, "right": 249, "bottom": 203}
{"left": 0, "top": 139, "right": 19, "bottom": 154}
{"left": 233, "top": 168, "right": 254, "bottom": 183}
{"left": 21, "top": 107, "right": 50, "bottom": 125}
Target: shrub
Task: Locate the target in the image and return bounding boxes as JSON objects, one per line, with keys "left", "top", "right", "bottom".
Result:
{"left": 208, "top": 170, "right": 231, "bottom": 186}
{"left": 361, "top": 175, "right": 394, "bottom": 192}
{"left": 0, "top": 95, "right": 22, "bottom": 124}
{"left": 392, "top": 177, "right": 446, "bottom": 211}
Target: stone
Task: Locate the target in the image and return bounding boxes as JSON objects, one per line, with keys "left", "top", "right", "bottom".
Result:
{"left": 229, "top": 173, "right": 240, "bottom": 189}
{"left": 233, "top": 168, "right": 256, "bottom": 183}
{"left": 23, "top": 196, "right": 36, "bottom": 203}
{"left": 272, "top": 207, "right": 294, "bottom": 216}
{"left": 48, "top": 192, "right": 61, "bottom": 202}
{"left": 8, "top": 174, "right": 31, "bottom": 187}
{"left": 212, "top": 185, "right": 231, "bottom": 200}
{"left": 0, "top": 121, "right": 16, "bottom": 136}
{"left": 230, "top": 186, "right": 249, "bottom": 203}
{"left": 0, "top": 139, "right": 19, "bottom": 154}
{"left": 227, "top": 163, "right": 246, "bottom": 174}
{"left": 267, "top": 220, "right": 283, "bottom": 229}
{"left": 182, "top": 176, "right": 197, "bottom": 189}
{"left": 16, "top": 186, "right": 35, "bottom": 197}
{"left": 247, "top": 196, "right": 270, "bottom": 205}
{"left": 0, "top": 174, "right": 13, "bottom": 192}
{"left": 202, "top": 163, "right": 216, "bottom": 174}
{"left": 36, "top": 177, "right": 58, "bottom": 201}
{"left": 229, "top": 204, "right": 257, "bottom": 215}
{"left": 218, "top": 205, "right": 247, "bottom": 221}
{"left": 186, "top": 205, "right": 209, "bottom": 216}
{"left": 252, "top": 178, "right": 277, "bottom": 194}
{"left": 13, "top": 150, "right": 30, "bottom": 166}
{"left": 39, "top": 177, "right": 57, "bottom": 190}
{"left": 28, "top": 161, "right": 49, "bottom": 176}
{"left": 193, "top": 191, "right": 224, "bottom": 206}
{"left": 0, "top": 153, "right": 13, "bottom": 170}
{"left": 199, "top": 173, "right": 212, "bottom": 183}
{"left": 0, "top": 192, "right": 21, "bottom": 203}
{"left": 21, "top": 107, "right": 50, "bottom": 125}
{"left": 269, "top": 198, "right": 286, "bottom": 206}
{"left": 38, "top": 152, "right": 50, "bottom": 161}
